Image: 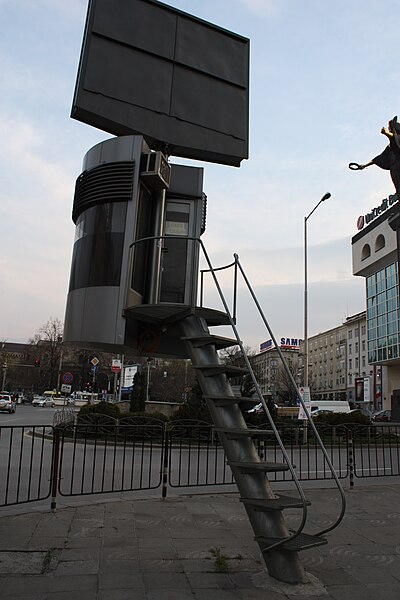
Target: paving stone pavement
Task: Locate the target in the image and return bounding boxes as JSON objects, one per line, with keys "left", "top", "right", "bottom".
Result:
{"left": 0, "top": 484, "right": 400, "bottom": 599}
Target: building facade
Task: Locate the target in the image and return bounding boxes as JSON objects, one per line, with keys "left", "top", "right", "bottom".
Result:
{"left": 307, "top": 324, "right": 347, "bottom": 401}
{"left": 306, "top": 313, "right": 378, "bottom": 406}
{"left": 249, "top": 337, "right": 303, "bottom": 402}
{"left": 250, "top": 325, "right": 376, "bottom": 405}
{"left": 352, "top": 192, "right": 400, "bottom": 411}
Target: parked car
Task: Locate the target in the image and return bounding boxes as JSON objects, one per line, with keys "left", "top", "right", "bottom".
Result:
{"left": 346, "top": 407, "right": 374, "bottom": 421}
{"left": 32, "top": 396, "right": 55, "bottom": 408}
{"left": 372, "top": 409, "right": 391, "bottom": 422}
{"left": 0, "top": 394, "right": 17, "bottom": 413}
{"left": 311, "top": 409, "right": 334, "bottom": 418}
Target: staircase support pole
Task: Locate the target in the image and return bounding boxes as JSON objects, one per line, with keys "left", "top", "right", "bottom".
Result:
{"left": 179, "top": 315, "right": 307, "bottom": 584}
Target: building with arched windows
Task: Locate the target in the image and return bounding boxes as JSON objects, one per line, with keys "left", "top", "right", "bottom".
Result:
{"left": 352, "top": 193, "right": 400, "bottom": 413}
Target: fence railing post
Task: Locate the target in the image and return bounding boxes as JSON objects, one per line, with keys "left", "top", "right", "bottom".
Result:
{"left": 51, "top": 429, "right": 61, "bottom": 511}
{"left": 348, "top": 429, "right": 354, "bottom": 488}
{"left": 162, "top": 423, "right": 169, "bottom": 498}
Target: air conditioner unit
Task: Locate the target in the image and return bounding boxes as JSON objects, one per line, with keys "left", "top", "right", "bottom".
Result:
{"left": 140, "top": 151, "right": 171, "bottom": 190}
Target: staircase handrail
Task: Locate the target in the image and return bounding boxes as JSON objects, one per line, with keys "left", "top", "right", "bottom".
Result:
{"left": 129, "top": 235, "right": 346, "bottom": 547}
{"left": 232, "top": 252, "right": 346, "bottom": 540}
{"left": 197, "top": 243, "right": 312, "bottom": 551}
{"left": 200, "top": 259, "right": 238, "bottom": 322}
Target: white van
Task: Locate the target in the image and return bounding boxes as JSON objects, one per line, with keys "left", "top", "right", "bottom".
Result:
{"left": 309, "top": 401, "right": 350, "bottom": 414}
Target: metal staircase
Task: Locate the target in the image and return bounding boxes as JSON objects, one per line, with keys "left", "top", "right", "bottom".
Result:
{"left": 178, "top": 249, "right": 345, "bottom": 584}
{"left": 127, "top": 237, "right": 346, "bottom": 584}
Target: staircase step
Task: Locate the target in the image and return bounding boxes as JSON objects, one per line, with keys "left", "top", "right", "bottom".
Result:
{"left": 182, "top": 335, "right": 239, "bottom": 349}
{"left": 215, "top": 427, "right": 273, "bottom": 439}
{"left": 256, "top": 532, "right": 327, "bottom": 552}
{"left": 241, "top": 495, "right": 311, "bottom": 511}
{"left": 192, "top": 364, "right": 247, "bottom": 377}
{"left": 228, "top": 461, "right": 291, "bottom": 473}
{"left": 205, "top": 395, "right": 259, "bottom": 407}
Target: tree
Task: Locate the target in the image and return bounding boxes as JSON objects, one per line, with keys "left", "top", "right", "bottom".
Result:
{"left": 130, "top": 371, "right": 146, "bottom": 412}
{"left": 219, "top": 344, "right": 257, "bottom": 397}
{"left": 30, "top": 317, "right": 63, "bottom": 391}
{"left": 149, "top": 359, "right": 195, "bottom": 403}
{"left": 275, "top": 356, "right": 300, "bottom": 406}
{"left": 218, "top": 344, "right": 255, "bottom": 365}
{"left": 172, "top": 381, "right": 212, "bottom": 422}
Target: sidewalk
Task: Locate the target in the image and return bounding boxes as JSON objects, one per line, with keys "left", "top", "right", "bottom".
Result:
{"left": 0, "top": 484, "right": 400, "bottom": 599}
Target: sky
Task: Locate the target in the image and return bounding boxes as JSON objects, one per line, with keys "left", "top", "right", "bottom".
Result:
{"left": 1, "top": 0, "right": 399, "bottom": 352}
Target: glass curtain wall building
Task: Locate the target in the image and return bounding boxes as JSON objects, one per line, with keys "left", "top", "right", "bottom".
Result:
{"left": 366, "top": 262, "right": 399, "bottom": 363}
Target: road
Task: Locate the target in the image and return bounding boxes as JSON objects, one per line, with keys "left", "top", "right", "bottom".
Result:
{"left": 0, "top": 403, "right": 58, "bottom": 427}
{"left": 1, "top": 406, "right": 400, "bottom": 515}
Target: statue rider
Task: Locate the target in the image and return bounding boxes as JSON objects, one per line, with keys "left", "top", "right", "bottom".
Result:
{"left": 350, "top": 116, "right": 400, "bottom": 198}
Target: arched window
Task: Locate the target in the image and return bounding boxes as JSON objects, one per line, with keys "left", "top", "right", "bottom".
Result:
{"left": 361, "top": 244, "right": 371, "bottom": 260}
{"left": 375, "top": 234, "right": 385, "bottom": 252}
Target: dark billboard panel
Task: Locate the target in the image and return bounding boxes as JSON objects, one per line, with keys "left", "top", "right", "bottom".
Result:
{"left": 71, "top": 0, "right": 249, "bottom": 166}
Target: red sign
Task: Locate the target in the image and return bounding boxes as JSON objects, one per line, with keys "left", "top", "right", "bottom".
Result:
{"left": 111, "top": 359, "right": 121, "bottom": 374}
{"left": 62, "top": 372, "right": 73, "bottom": 384}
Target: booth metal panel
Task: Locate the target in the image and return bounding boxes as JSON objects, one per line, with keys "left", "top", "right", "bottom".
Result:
{"left": 71, "top": 0, "right": 249, "bottom": 166}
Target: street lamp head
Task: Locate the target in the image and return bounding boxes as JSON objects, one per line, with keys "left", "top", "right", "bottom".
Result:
{"left": 321, "top": 192, "right": 331, "bottom": 202}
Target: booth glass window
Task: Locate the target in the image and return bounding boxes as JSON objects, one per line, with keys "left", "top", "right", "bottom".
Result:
{"left": 131, "top": 185, "right": 153, "bottom": 297}
{"left": 160, "top": 202, "right": 190, "bottom": 304}
{"left": 69, "top": 202, "right": 127, "bottom": 291}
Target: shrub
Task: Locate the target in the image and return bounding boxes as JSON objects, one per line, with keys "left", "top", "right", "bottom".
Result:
{"left": 120, "top": 411, "right": 169, "bottom": 425}
{"left": 312, "top": 411, "right": 370, "bottom": 427}
{"left": 76, "top": 402, "right": 121, "bottom": 434}
{"left": 171, "top": 382, "right": 213, "bottom": 423}
{"left": 78, "top": 401, "right": 121, "bottom": 419}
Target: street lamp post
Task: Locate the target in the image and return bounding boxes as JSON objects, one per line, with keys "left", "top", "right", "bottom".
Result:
{"left": 304, "top": 192, "right": 331, "bottom": 387}
{"left": 2, "top": 362, "right": 7, "bottom": 391}
{"left": 146, "top": 358, "right": 153, "bottom": 403}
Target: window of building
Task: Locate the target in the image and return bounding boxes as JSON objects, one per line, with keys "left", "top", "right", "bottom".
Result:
{"left": 362, "top": 244, "right": 371, "bottom": 260}
{"left": 348, "top": 330, "right": 352, "bottom": 340}
{"left": 361, "top": 324, "right": 366, "bottom": 335}
{"left": 349, "top": 358, "right": 352, "bottom": 370}
{"left": 355, "top": 342, "right": 359, "bottom": 353}
{"left": 375, "top": 234, "right": 385, "bottom": 252}
{"left": 349, "top": 344, "right": 352, "bottom": 355}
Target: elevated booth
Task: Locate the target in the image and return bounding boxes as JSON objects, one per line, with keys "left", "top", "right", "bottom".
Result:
{"left": 63, "top": 135, "right": 223, "bottom": 357}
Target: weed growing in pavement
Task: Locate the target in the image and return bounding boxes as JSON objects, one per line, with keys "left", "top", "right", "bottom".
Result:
{"left": 209, "top": 547, "right": 229, "bottom": 573}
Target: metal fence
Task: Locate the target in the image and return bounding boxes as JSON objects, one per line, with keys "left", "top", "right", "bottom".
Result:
{"left": 57, "top": 422, "right": 165, "bottom": 498}
{"left": 353, "top": 423, "right": 400, "bottom": 478}
{"left": 1, "top": 421, "right": 400, "bottom": 509}
{"left": 0, "top": 425, "right": 55, "bottom": 507}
